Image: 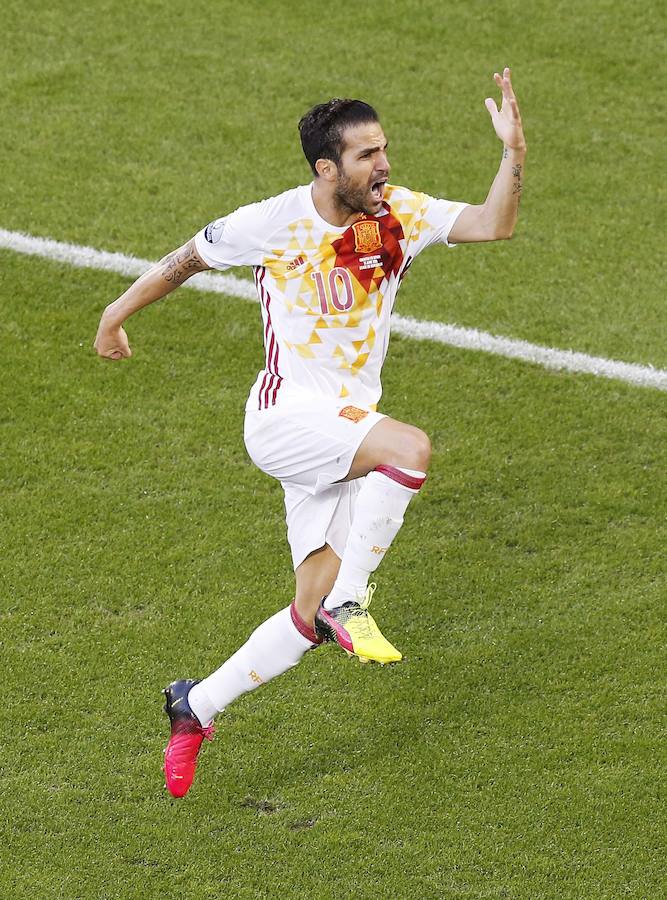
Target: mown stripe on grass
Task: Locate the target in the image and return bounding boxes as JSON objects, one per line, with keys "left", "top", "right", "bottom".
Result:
{"left": 2, "top": 227, "right": 666, "bottom": 392}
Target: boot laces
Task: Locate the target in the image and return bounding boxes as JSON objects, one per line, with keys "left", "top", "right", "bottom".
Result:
{"left": 348, "top": 584, "right": 377, "bottom": 639}
{"left": 358, "top": 582, "right": 376, "bottom": 611}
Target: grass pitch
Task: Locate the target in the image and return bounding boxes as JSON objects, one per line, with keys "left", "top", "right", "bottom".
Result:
{"left": 1, "top": 1, "right": 665, "bottom": 898}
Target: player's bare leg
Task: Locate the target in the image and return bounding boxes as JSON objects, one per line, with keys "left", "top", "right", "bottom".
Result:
{"left": 294, "top": 543, "right": 341, "bottom": 626}
{"left": 315, "top": 417, "right": 430, "bottom": 663}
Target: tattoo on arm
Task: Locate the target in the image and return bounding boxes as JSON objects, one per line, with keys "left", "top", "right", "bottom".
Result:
{"left": 511, "top": 163, "right": 523, "bottom": 197}
{"left": 503, "top": 147, "right": 509, "bottom": 159}
{"left": 159, "top": 239, "right": 207, "bottom": 285}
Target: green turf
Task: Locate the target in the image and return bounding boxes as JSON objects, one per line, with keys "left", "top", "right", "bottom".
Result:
{"left": 1, "top": 1, "right": 666, "bottom": 897}
{"left": 3, "top": 0, "right": 665, "bottom": 366}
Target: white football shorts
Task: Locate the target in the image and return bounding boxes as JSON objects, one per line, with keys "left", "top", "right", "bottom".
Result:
{"left": 243, "top": 396, "right": 385, "bottom": 569}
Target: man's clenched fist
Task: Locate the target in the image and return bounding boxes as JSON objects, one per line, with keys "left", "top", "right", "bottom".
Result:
{"left": 94, "top": 316, "right": 132, "bottom": 360}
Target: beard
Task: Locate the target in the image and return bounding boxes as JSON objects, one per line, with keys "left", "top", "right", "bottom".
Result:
{"left": 333, "top": 168, "right": 378, "bottom": 217}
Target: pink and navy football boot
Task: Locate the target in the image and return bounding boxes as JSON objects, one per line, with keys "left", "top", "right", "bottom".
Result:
{"left": 163, "top": 679, "right": 215, "bottom": 798}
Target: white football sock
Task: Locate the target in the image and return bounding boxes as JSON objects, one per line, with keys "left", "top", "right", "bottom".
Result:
{"left": 188, "top": 603, "right": 319, "bottom": 726}
{"left": 324, "top": 466, "right": 426, "bottom": 610}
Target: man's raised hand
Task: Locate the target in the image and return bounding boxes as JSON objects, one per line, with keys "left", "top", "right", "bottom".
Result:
{"left": 484, "top": 67, "right": 526, "bottom": 152}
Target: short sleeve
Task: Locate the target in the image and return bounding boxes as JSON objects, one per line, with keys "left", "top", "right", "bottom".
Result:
{"left": 194, "top": 201, "right": 267, "bottom": 271}
{"left": 418, "top": 195, "right": 469, "bottom": 250}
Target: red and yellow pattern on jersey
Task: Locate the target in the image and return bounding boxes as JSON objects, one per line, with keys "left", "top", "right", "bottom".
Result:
{"left": 194, "top": 184, "right": 467, "bottom": 412}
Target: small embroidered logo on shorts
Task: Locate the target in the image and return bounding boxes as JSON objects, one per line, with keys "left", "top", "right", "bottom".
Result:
{"left": 339, "top": 405, "right": 369, "bottom": 423}
{"left": 249, "top": 670, "right": 264, "bottom": 684}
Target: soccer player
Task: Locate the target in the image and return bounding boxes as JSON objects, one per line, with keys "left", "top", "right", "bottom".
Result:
{"left": 94, "top": 68, "right": 526, "bottom": 797}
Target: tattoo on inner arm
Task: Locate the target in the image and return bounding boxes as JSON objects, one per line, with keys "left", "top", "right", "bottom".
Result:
{"left": 159, "top": 239, "right": 206, "bottom": 284}
{"left": 511, "top": 163, "right": 523, "bottom": 197}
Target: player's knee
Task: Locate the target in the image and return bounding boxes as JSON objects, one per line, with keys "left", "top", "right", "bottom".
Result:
{"left": 387, "top": 426, "right": 431, "bottom": 471}
{"left": 410, "top": 428, "right": 432, "bottom": 471}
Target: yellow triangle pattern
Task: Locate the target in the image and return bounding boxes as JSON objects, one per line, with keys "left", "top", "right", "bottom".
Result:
{"left": 257, "top": 188, "right": 438, "bottom": 385}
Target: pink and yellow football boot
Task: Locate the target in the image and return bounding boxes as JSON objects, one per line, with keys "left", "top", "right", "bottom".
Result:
{"left": 314, "top": 584, "right": 402, "bottom": 664}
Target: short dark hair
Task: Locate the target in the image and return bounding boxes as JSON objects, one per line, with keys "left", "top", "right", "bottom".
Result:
{"left": 298, "top": 99, "right": 380, "bottom": 176}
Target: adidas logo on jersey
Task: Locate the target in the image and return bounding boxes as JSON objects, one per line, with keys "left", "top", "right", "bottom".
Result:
{"left": 286, "top": 255, "right": 306, "bottom": 272}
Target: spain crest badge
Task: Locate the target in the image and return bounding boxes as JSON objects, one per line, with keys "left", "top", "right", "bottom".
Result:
{"left": 339, "top": 405, "right": 369, "bottom": 423}
{"left": 352, "top": 220, "right": 382, "bottom": 254}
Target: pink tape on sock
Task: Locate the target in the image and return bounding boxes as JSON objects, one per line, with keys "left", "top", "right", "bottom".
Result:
{"left": 374, "top": 465, "right": 426, "bottom": 491}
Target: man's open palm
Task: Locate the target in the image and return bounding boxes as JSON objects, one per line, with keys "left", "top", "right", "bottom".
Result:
{"left": 485, "top": 67, "right": 525, "bottom": 151}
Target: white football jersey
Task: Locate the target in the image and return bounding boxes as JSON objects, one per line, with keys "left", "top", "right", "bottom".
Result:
{"left": 194, "top": 183, "right": 467, "bottom": 411}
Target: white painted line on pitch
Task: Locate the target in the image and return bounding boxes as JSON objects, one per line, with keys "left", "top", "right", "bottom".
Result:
{"left": 2, "top": 227, "right": 666, "bottom": 392}
{"left": 0, "top": 228, "right": 258, "bottom": 302}
{"left": 391, "top": 316, "right": 667, "bottom": 390}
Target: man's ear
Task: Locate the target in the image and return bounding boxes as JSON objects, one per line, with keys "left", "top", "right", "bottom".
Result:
{"left": 315, "top": 158, "right": 337, "bottom": 182}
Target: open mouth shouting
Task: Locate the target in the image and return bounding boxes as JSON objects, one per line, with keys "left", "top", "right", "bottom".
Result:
{"left": 370, "top": 178, "right": 387, "bottom": 204}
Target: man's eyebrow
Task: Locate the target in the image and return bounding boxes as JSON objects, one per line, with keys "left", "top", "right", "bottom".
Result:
{"left": 357, "top": 141, "right": 389, "bottom": 156}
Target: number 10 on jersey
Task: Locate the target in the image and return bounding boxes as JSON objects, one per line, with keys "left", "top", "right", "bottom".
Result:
{"left": 311, "top": 268, "right": 354, "bottom": 314}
